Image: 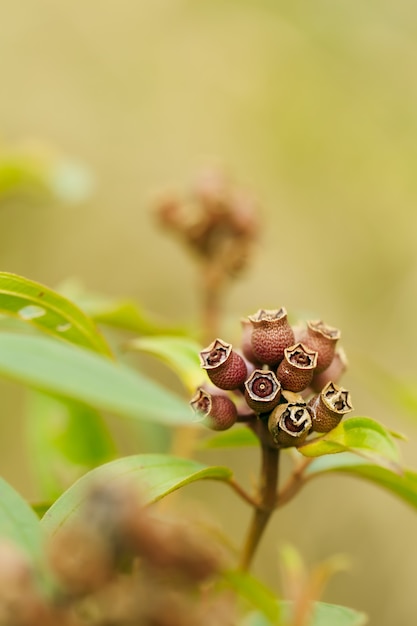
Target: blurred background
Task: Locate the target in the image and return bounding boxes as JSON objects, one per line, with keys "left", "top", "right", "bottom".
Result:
{"left": 0, "top": 1, "right": 417, "bottom": 624}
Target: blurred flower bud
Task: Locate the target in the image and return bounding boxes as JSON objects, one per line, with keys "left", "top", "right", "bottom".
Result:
{"left": 311, "top": 348, "right": 348, "bottom": 393}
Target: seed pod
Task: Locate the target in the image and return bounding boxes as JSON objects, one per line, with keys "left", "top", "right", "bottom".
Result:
{"left": 240, "top": 318, "right": 261, "bottom": 365}
{"left": 248, "top": 308, "right": 295, "bottom": 367}
{"left": 244, "top": 370, "right": 281, "bottom": 413}
{"left": 311, "top": 348, "right": 347, "bottom": 393}
{"left": 309, "top": 381, "right": 353, "bottom": 433}
{"left": 190, "top": 388, "right": 237, "bottom": 430}
{"left": 200, "top": 338, "right": 247, "bottom": 390}
{"left": 300, "top": 320, "right": 341, "bottom": 373}
{"left": 268, "top": 402, "right": 312, "bottom": 448}
{"left": 276, "top": 343, "right": 318, "bottom": 392}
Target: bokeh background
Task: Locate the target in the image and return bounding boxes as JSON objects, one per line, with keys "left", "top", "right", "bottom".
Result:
{"left": 1, "top": 1, "right": 417, "bottom": 624}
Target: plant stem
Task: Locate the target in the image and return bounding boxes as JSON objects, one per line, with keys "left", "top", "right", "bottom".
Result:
{"left": 239, "top": 439, "right": 280, "bottom": 571}
{"left": 276, "top": 458, "right": 313, "bottom": 508}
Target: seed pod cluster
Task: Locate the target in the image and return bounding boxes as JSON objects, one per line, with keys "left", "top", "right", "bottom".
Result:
{"left": 191, "top": 308, "right": 353, "bottom": 448}
{"left": 0, "top": 484, "right": 234, "bottom": 626}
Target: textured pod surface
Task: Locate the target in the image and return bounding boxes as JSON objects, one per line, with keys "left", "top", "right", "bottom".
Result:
{"left": 276, "top": 343, "right": 318, "bottom": 392}
{"left": 190, "top": 388, "right": 237, "bottom": 430}
{"left": 268, "top": 402, "right": 312, "bottom": 448}
{"left": 309, "top": 381, "right": 353, "bottom": 433}
{"left": 248, "top": 308, "right": 295, "bottom": 367}
{"left": 200, "top": 338, "right": 247, "bottom": 390}
{"left": 240, "top": 318, "right": 261, "bottom": 365}
{"left": 300, "top": 320, "right": 341, "bottom": 373}
{"left": 244, "top": 369, "right": 281, "bottom": 412}
{"left": 311, "top": 348, "right": 347, "bottom": 393}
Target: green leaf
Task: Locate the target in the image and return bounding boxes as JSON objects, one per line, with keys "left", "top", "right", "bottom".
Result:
{"left": 201, "top": 426, "right": 258, "bottom": 449}
{"left": 26, "top": 392, "right": 116, "bottom": 500}
{"left": 58, "top": 279, "right": 189, "bottom": 336}
{"left": 306, "top": 452, "right": 417, "bottom": 511}
{"left": 0, "top": 272, "right": 111, "bottom": 356}
{"left": 224, "top": 571, "right": 280, "bottom": 624}
{"left": 127, "top": 335, "right": 204, "bottom": 392}
{"left": 0, "top": 477, "right": 44, "bottom": 563}
{"left": 41, "top": 454, "right": 232, "bottom": 536}
{"left": 0, "top": 333, "right": 190, "bottom": 426}
{"left": 280, "top": 601, "right": 367, "bottom": 626}
{"left": 299, "top": 417, "right": 401, "bottom": 473}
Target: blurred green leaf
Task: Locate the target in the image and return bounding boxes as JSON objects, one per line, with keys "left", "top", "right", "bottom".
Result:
{"left": 58, "top": 279, "right": 189, "bottom": 336}
{"left": 224, "top": 571, "right": 280, "bottom": 624}
{"left": 299, "top": 417, "right": 401, "bottom": 473}
{"left": 280, "top": 601, "right": 367, "bottom": 626}
{"left": 0, "top": 477, "right": 44, "bottom": 564}
{"left": 0, "top": 333, "right": 191, "bottom": 425}
{"left": 41, "top": 454, "right": 232, "bottom": 536}
{"left": 127, "top": 335, "right": 204, "bottom": 392}
{"left": 26, "top": 392, "right": 116, "bottom": 500}
{"left": 201, "top": 426, "right": 258, "bottom": 449}
{"left": 306, "top": 452, "right": 417, "bottom": 510}
{"left": 0, "top": 272, "right": 111, "bottom": 356}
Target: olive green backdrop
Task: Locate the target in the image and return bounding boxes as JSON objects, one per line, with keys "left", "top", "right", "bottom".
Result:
{"left": 0, "top": 1, "right": 416, "bottom": 624}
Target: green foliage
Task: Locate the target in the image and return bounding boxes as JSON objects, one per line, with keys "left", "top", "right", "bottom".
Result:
{"left": 0, "top": 478, "right": 44, "bottom": 564}
{"left": 41, "top": 454, "right": 232, "bottom": 536}
{"left": 0, "top": 272, "right": 111, "bottom": 355}
{"left": 0, "top": 333, "right": 190, "bottom": 425}
{"left": 299, "top": 417, "right": 401, "bottom": 473}
{"left": 307, "top": 453, "right": 417, "bottom": 512}
{"left": 26, "top": 392, "right": 116, "bottom": 500}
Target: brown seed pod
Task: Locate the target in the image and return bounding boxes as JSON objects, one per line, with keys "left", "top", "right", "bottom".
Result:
{"left": 268, "top": 402, "right": 313, "bottom": 448}
{"left": 240, "top": 318, "right": 261, "bottom": 365}
{"left": 244, "top": 369, "right": 281, "bottom": 413}
{"left": 300, "top": 320, "right": 341, "bottom": 373}
{"left": 311, "top": 348, "right": 348, "bottom": 393}
{"left": 200, "top": 338, "right": 247, "bottom": 390}
{"left": 190, "top": 388, "right": 237, "bottom": 430}
{"left": 248, "top": 308, "right": 295, "bottom": 367}
{"left": 276, "top": 343, "right": 318, "bottom": 392}
{"left": 309, "top": 381, "right": 353, "bottom": 433}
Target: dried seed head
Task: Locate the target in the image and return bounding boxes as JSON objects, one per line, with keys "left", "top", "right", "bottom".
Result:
{"left": 268, "top": 402, "right": 312, "bottom": 448}
{"left": 309, "top": 381, "right": 353, "bottom": 433}
{"left": 311, "top": 348, "right": 348, "bottom": 393}
{"left": 276, "top": 343, "right": 318, "bottom": 392}
{"left": 301, "top": 320, "right": 341, "bottom": 373}
{"left": 244, "top": 370, "right": 281, "bottom": 413}
{"left": 200, "top": 339, "right": 247, "bottom": 390}
{"left": 190, "top": 388, "right": 237, "bottom": 430}
{"left": 248, "top": 308, "right": 295, "bottom": 367}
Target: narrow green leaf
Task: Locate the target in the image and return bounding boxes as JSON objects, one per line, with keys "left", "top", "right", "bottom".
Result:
{"left": 0, "top": 333, "right": 190, "bottom": 426}
{"left": 58, "top": 280, "right": 188, "bottom": 336}
{"left": 299, "top": 417, "right": 401, "bottom": 473}
{"left": 0, "top": 272, "right": 111, "bottom": 356}
{"left": 201, "top": 426, "right": 258, "bottom": 449}
{"left": 306, "top": 452, "right": 417, "bottom": 511}
{"left": 127, "top": 336, "right": 205, "bottom": 392}
{"left": 0, "top": 477, "right": 44, "bottom": 563}
{"left": 41, "top": 454, "right": 232, "bottom": 536}
{"left": 224, "top": 571, "right": 280, "bottom": 624}
{"left": 280, "top": 601, "right": 367, "bottom": 626}
{"left": 26, "top": 392, "right": 116, "bottom": 500}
